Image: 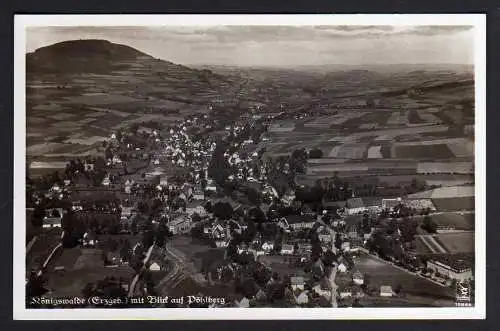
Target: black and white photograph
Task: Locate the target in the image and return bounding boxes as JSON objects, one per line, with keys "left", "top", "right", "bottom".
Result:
{"left": 13, "top": 14, "right": 486, "bottom": 320}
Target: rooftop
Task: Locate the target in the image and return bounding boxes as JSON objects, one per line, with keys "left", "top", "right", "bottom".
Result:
{"left": 429, "top": 253, "right": 474, "bottom": 272}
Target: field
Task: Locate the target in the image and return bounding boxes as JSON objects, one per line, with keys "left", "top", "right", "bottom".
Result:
{"left": 436, "top": 231, "right": 474, "bottom": 253}
{"left": 432, "top": 197, "right": 475, "bottom": 212}
{"left": 431, "top": 212, "right": 475, "bottom": 230}
{"left": 353, "top": 253, "right": 455, "bottom": 301}
{"left": 394, "top": 144, "right": 455, "bottom": 159}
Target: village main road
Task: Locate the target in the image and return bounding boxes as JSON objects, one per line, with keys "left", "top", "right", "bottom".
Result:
{"left": 329, "top": 267, "right": 338, "bottom": 308}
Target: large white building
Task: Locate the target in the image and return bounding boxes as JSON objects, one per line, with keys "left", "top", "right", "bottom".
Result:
{"left": 427, "top": 254, "right": 474, "bottom": 281}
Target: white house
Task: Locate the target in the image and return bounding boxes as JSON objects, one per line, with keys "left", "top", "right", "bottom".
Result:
{"left": 149, "top": 262, "right": 161, "bottom": 272}
{"left": 261, "top": 242, "right": 274, "bottom": 253}
{"left": 295, "top": 291, "right": 309, "bottom": 305}
{"left": 346, "top": 198, "right": 366, "bottom": 215}
{"left": 290, "top": 276, "right": 305, "bottom": 291}
{"left": 185, "top": 202, "right": 206, "bottom": 217}
{"left": 341, "top": 241, "right": 351, "bottom": 252}
{"left": 338, "top": 263, "right": 348, "bottom": 273}
{"left": 353, "top": 271, "right": 364, "bottom": 285}
{"left": 281, "top": 244, "right": 294, "bottom": 255}
{"left": 380, "top": 285, "right": 393, "bottom": 297}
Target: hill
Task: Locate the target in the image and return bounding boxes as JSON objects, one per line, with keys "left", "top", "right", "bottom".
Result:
{"left": 26, "top": 40, "right": 245, "bottom": 162}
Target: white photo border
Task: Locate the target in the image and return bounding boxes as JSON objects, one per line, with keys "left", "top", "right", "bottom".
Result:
{"left": 13, "top": 13, "right": 486, "bottom": 320}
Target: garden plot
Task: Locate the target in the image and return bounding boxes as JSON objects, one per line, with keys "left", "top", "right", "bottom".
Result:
{"left": 328, "top": 143, "right": 368, "bottom": 159}
{"left": 367, "top": 146, "right": 383, "bottom": 159}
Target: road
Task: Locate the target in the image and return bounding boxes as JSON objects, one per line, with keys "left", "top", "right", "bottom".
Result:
{"left": 329, "top": 267, "right": 338, "bottom": 308}
{"left": 156, "top": 243, "right": 204, "bottom": 295}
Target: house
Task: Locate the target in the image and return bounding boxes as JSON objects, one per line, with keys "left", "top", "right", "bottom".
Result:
{"left": 290, "top": 276, "right": 305, "bottom": 291}
{"left": 121, "top": 206, "right": 133, "bottom": 220}
{"left": 295, "top": 291, "right": 309, "bottom": 305}
{"left": 43, "top": 216, "right": 62, "bottom": 229}
{"left": 84, "top": 162, "right": 95, "bottom": 172}
{"left": 112, "top": 155, "right": 122, "bottom": 165}
{"left": 149, "top": 262, "right": 162, "bottom": 272}
{"left": 352, "top": 271, "right": 364, "bottom": 285}
{"left": 102, "top": 175, "right": 111, "bottom": 187}
{"left": 312, "top": 279, "right": 331, "bottom": 299}
{"left": 261, "top": 242, "right": 274, "bottom": 253}
{"left": 160, "top": 176, "right": 169, "bottom": 187}
{"left": 380, "top": 285, "right": 393, "bottom": 297}
{"left": 280, "top": 244, "right": 294, "bottom": 255}
{"left": 339, "top": 288, "right": 353, "bottom": 299}
{"left": 318, "top": 227, "right": 333, "bottom": 243}
{"left": 42, "top": 208, "right": 64, "bottom": 229}
{"left": 426, "top": 253, "right": 474, "bottom": 281}
{"left": 168, "top": 215, "right": 193, "bottom": 235}
{"left": 192, "top": 189, "right": 205, "bottom": 201}
{"left": 212, "top": 223, "right": 227, "bottom": 240}
{"left": 298, "top": 242, "right": 312, "bottom": 255}
{"left": 185, "top": 201, "right": 206, "bottom": 217}
{"left": 286, "top": 215, "right": 316, "bottom": 231}
{"left": 337, "top": 263, "right": 348, "bottom": 273}
{"left": 346, "top": 198, "right": 366, "bottom": 215}
{"left": 382, "top": 198, "right": 400, "bottom": 211}
{"left": 341, "top": 241, "right": 351, "bottom": 252}
{"left": 235, "top": 296, "right": 250, "bottom": 308}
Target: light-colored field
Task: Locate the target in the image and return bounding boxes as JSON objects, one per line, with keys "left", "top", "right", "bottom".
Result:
{"left": 394, "top": 137, "right": 467, "bottom": 146}
{"left": 367, "top": 146, "right": 383, "bottom": 159}
{"left": 328, "top": 143, "right": 368, "bottom": 159}
{"left": 417, "top": 162, "right": 474, "bottom": 174}
{"left": 89, "top": 107, "right": 132, "bottom": 118}
{"left": 307, "top": 164, "right": 370, "bottom": 174}
{"left": 27, "top": 143, "right": 66, "bottom": 156}
{"left": 407, "top": 185, "right": 474, "bottom": 199}
{"left": 29, "top": 161, "right": 68, "bottom": 169}
{"left": 63, "top": 94, "right": 141, "bottom": 105}
{"left": 64, "top": 136, "right": 107, "bottom": 145}
{"left": 48, "top": 113, "right": 77, "bottom": 121}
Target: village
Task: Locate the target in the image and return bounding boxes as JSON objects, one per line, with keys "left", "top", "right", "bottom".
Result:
{"left": 25, "top": 101, "right": 474, "bottom": 309}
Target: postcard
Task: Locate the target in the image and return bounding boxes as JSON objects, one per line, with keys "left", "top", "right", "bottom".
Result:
{"left": 13, "top": 14, "right": 486, "bottom": 320}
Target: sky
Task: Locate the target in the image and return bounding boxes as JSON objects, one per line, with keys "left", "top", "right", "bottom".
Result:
{"left": 26, "top": 25, "right": 475, "bottom": 67}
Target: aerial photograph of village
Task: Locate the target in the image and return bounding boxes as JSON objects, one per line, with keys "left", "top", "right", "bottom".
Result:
{"left": 24, "top": 23, "right": 476, "bottom": 309}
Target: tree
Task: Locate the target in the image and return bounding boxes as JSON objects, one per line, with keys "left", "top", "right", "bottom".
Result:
{"left": 212, "top": 202, "right": 233, "bottom": 220}
{"left": 308, "top": 148, "right": 323, "bottom": 159}
{"left": 32, "top": 204, "right": 45, "bottom": 227}
{"left": 141, "top": 230, "right": 155, "bottom": 248}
